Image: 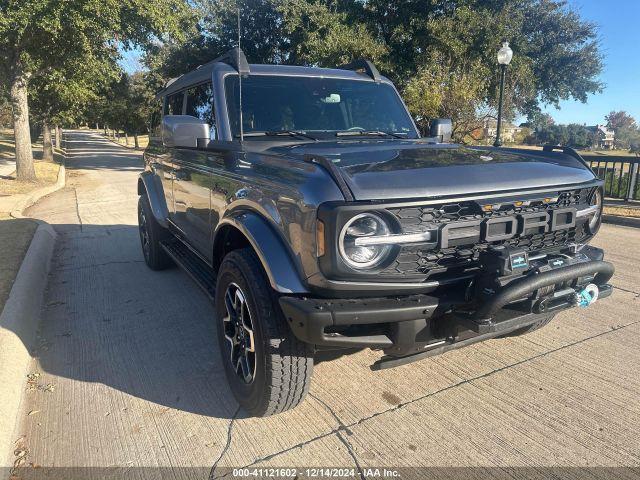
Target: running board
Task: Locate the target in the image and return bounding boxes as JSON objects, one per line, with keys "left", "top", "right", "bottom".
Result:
{"left": 160, "top": 238, "right": 217, "bottom": 302}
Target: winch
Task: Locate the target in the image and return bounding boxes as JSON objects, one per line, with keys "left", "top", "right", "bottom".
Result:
{"left": 475, "top": 245, "right": 602, "bottom": 309}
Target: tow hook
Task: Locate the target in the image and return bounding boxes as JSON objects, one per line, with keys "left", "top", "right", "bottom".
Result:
{"left": 573, "top": 283, "right": 599, "bottom": 308}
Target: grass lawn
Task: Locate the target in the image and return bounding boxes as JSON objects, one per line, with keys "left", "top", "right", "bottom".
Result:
{"left": 604, "top": 206, "right": 640, "bottom": 218}
{"left": 0, "top": 128, "right": 49, "bottom": 161}
{"left": 504, "top": 143, "right": 637, "bottom": 158}
{"left": 0, "top": 214, "right": 38, "bottom": 314}
{"left": 0, "top": 128, "right": 62, "bottom": 197}
{"left": 0, "top": 161, "right": 61, "bottom": 196}
{"left": 108, "top": 132, "right": 149, "bottom": 150}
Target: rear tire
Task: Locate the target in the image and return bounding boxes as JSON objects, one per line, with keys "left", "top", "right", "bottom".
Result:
{"left": 500, "top": 313, "right": 557, "bottom": 337}
{"left": 138, "top": 194, "right": 173, "bottom": 270}
{"left": 215, "top": 248, "right": 313, "bottom": 416}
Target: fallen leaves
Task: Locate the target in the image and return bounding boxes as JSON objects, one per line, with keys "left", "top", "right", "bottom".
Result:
{"left": 26, "top": 372, "right": 56, "bottom": 393}
{"left": 11, "top": 437, "right": 29, "bottom": 476}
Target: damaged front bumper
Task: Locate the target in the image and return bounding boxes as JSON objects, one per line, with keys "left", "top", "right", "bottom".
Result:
{"left": 279, "top": 245, "right": 614, "bottom": 369}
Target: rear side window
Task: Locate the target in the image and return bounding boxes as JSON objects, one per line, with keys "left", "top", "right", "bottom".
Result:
{"left": 185, "top": 82, "right": 215, "bottom": 131}
{"left": 165, "top": 92, "right": 184, "bottom": 115}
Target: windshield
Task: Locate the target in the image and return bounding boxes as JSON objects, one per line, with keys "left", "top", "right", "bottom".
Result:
{"left": 224, "top": 75, "right": 418, "bottom": 139}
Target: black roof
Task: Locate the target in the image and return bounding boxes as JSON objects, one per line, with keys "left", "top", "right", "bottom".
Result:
{"left": 156, "top": 48, "right": 387, "bottom": 99}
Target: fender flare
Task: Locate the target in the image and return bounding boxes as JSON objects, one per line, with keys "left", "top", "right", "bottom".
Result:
{"left": 214, "top": 212, "right": 309, "bottom": 294}
{"left": 137, "top": 171, "right": 169, "bottom": 228}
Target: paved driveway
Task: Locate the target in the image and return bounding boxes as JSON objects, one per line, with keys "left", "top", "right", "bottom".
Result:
{"left": 11, "top": 131, "right": 640, "bottom": 477}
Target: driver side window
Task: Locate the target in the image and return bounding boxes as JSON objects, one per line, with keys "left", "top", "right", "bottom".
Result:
{"left": 185, "top": 82, "right": 216, "bottom": 138}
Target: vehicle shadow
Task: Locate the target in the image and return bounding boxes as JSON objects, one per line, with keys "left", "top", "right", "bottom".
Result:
{"left": 9, "top": 131, "right": 356, "bottom": 420}
{"left": 12, "top": 220, "right": 240, "bottom": 420}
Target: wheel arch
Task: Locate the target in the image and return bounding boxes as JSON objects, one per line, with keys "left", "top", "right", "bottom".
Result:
{"left": 138, "top": 172, "right": 169, "bottom": 228}
{"left": 213, "top": 212, "right": 309, "bottom": 295}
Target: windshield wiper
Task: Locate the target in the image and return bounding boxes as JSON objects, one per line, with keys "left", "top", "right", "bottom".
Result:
{"left": 236, "top": 130, "right": 318, "bottom": 141}
{"left": 335, "top": 130, "right": 407, "bottom": 139}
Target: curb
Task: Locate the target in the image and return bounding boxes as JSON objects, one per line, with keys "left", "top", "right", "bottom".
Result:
{"left": 10, "top": 163, "right": 66, "bottom": 219}
{"left": 0, "top": 143, "right": 66, "bottom": 465}
{"left": 603, "top": 214, "right": 640, "bottom": 229}
{"left": 0, "top": 223, "right": 56, "bottom": 466}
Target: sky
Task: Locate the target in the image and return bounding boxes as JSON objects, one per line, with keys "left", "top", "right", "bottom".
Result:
{"left": 119, "top": 0, "right": 640, "bottom": 126}
{"left": 539, "top": 0, "right": 640, "bottom": 125}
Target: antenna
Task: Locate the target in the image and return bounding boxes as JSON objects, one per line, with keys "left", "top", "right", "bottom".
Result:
{"left": 237, "top": 6, "right": 244, "bottom": 142}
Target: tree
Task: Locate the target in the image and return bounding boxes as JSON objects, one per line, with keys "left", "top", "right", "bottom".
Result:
{"left": 616, "top": 125, "right": 640, "bottom": 151}
{"left": 403, "top": 55, "right": 491, "bottom": 140}
{"left": 151, "top": 0, "right": 386, "bottom": 79}
{"left": 141, "top": 0, "right": 603, "bottom": 143}
{"left": 527, "top": 112, "right": 555, "bottom": 132}
{"left": 566, "top": 124, "right": 592, "bottom": 149}
{"left": 605, "top": 111, "right": 637, "bottom": 132}
{"left": 513, "top": 126, "right": 532, "bottom": 145}
{"left": 29, "top": 52, "right": 119, "bottom": 161}
{"left": 0, "top": 94, "right": 11, "bottom": 128}
{"left": 347, "top": 0, "right": 602, "bottom": 128}
{"left": 118, "top": 72, "right": 158, "bottom": 148}
{"left": 605, "top": 111, "right": 639, "bottom": 150}
{"left": 0, "top": 0, "right": 192, "bottom": 181}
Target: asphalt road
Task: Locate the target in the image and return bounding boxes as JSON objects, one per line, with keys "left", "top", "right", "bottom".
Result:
{"left": 11, "top": 131, "right": 640, "bottom": 478}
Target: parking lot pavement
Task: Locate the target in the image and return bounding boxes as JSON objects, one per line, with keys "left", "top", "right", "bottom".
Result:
{"left": 9, "top": 131, "right": 640, "bottom": 475}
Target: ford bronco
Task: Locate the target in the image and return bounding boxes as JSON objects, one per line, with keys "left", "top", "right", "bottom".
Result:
{"left": 138, "top": 48, "right": 614, "bottom": 416}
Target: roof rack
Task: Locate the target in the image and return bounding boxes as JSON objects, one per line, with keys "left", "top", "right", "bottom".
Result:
{"left": 156, "top": 47, "right": 250, "bottom": 99}
{"left": 337, "top": 59, "right": 381, "bottom": 82}
{"left": 214, "top": 47, "right": 250, "bottom": 76}
{"left": 542, "top": 144, "right": 590, "bottom": 168}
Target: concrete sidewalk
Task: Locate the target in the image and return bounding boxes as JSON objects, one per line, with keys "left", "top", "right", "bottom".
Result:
{"left": 7, "top": 131, "right": 640, "bottom": 476}
{"left": 0, "top": 160, "right": 15, "bottom": 177}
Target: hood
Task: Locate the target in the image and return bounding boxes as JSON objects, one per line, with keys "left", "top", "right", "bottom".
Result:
{"left": 266, "top": 140, "right": 597, "bottom": 200}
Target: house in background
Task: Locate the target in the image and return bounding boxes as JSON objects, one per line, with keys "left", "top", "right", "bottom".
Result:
{"left": 474, "top": 118, "right": 522, "bottom": 144}
{"left": 587, "top": 124, "right": 615, "bottom": 149}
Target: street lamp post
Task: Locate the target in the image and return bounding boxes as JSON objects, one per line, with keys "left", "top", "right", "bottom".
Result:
{"left": 494, "top": 40, "right": 513, "bottom": 147}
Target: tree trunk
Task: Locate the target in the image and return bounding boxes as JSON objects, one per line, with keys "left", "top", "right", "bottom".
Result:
{"left": 54, "top": 124, "right": 60, "bottom": 149}
{"left": 125, "top": 132, "right": 130, "bottom": 146}
{"left": 134, "top": 134, "right": 140, "bottom": 149}
{"left": 42, "top": 121, "right": 53, "bottom": 162}
{"left": 10, "top": 65, "right": 36, "bottom": 182}
{"left": 57, "top": 125, "right": 63, "bottom": 149}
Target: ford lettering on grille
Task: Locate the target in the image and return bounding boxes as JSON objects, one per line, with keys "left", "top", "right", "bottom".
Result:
{"left": 439, "top": 207, "right": 576, "bottom": 249}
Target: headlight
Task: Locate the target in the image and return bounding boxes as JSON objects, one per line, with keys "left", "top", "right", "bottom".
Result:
{"left": 588, "top": 188, "right": 603, "bottom": 233}
{"left": 338, "top": 213, "right": 392, "bottom": 269}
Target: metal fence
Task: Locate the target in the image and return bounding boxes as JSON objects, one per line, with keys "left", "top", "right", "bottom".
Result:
{"left": 587, "top": 157, "right": 640, "bottom": 201}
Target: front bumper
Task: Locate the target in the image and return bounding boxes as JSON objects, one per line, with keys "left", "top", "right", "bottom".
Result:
{"left": 279, "top": 247, "right": 614, "bottom": 369}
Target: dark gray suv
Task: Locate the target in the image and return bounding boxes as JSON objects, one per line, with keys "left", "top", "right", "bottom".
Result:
{"left": 138, "top": 48, "right": 614, "bottom": 416}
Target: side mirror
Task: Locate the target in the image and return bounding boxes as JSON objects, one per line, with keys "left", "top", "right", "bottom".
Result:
{"left": 162, "top": 115, "right": 210, "bottom": 148}
{"left": 430, "top": 118, "right": 452, "bottom": 143}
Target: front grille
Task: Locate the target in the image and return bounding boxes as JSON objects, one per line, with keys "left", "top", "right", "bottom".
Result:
{"left": 381, "top": 189, "right": 591, "bottom": 279}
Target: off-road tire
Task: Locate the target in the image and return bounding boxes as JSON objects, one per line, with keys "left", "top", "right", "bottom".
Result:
{"left": 215, "top": 248, "right": 313, "bottom": 416}
{"left": 500, "top": 313, "right": 557, "bottom": 338}
{"left": 138, "top": 194, "right": 173, "bottom": 271}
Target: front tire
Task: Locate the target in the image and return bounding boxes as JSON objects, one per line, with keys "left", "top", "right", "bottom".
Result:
{"left": 215, "top": 248, "right": 313, "bottom": 416}
{"left": 138, "top": 194, "right": 173, "bottom": 270}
